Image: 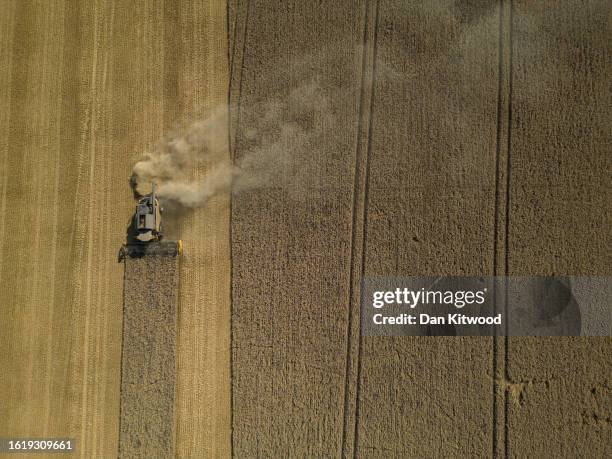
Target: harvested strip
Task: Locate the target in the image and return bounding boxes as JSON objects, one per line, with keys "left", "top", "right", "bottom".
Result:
{"left": 120, "top": 254, "right": 179, "bottom": 458}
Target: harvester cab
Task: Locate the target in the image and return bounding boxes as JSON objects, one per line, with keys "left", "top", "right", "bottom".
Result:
{"left": 134, "top": 182, "right": 163, "bottom": 242}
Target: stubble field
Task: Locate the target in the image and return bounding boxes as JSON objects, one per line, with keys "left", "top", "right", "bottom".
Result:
{"left": 0, "top": 1, "right": 230, "bottom": 457}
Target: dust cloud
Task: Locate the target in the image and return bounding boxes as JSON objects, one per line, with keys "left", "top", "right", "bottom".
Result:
{"left": 131, "top": 80, "right": 332, "bottom": 209}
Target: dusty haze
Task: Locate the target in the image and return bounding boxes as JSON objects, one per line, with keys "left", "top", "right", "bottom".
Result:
{"left": 132, "top": 79, "right": 333, "bottom": 208}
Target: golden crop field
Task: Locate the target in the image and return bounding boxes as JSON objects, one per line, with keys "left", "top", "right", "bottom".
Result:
{"left": 0, "top": 1, "right": 230, "bottom": 457}
{"left": 0, "top": 0, "right": 609, "bottom": 458}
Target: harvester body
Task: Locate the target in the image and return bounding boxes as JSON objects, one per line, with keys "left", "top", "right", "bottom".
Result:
{"left": 119, "top": 181, "right": 182, "bottom": 261}
{"left": 134, "top": 182, "right": 163, "bottom": 242}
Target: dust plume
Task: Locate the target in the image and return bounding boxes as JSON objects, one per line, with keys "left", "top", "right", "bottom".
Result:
{"left": 131, "top": 80, "right": 332, "bottom": 208}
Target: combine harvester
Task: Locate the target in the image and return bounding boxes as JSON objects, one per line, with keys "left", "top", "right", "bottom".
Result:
{"left": 119, "top": 182, "right": 183, "bottom": 259}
